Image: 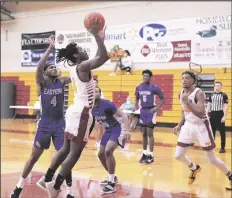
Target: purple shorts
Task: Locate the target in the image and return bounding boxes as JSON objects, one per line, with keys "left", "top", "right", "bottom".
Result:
{"left": 100, "top": 125, "right": 125, "bottom": 148}
{"left": 139, "top": 107, "right": 156, "bottom": 129}
{"left": 34, "top": 118, "right": 65, "bottom": 151}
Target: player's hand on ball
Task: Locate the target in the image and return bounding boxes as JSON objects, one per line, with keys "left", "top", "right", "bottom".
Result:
{"left": 88, "top": 18, "right": 101, "bottom": 35}
{"left": 98, "top": 26, "right": 107, "bottom": 41}
{"left": 173, "top": 125, "right": 181, "bottom": 135}
{"left": 49, "top": 35, "right": 55, "bottom": 48}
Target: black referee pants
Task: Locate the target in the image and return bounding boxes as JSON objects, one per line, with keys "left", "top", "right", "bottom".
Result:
{"left": 209, "top": 111, "right": 226, "bottom": 149}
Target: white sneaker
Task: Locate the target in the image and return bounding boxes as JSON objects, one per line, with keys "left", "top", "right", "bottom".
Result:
{"left": 45, "top": 180, "right": 60, "bottom": 198}
{"left": 66, "top": 186, "right": 74, "bottom": 198}
{"left": 36, "top": 176, "right": 47, "bottom": 191}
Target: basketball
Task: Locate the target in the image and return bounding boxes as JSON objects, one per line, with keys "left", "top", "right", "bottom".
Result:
{"left": 84, "top": 12, "right": 105, "bottom": 31}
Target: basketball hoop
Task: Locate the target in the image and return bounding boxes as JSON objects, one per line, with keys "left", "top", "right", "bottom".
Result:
{"left": 188, "top": 62, "right": 203, "bottom": 88}
{"left": 189, "top": 62, "right": 202, "bottom": 74}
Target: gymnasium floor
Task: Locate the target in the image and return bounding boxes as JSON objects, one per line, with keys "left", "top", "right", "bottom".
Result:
{"left": 1, "top": 119, "right": 231, "bottom": 198}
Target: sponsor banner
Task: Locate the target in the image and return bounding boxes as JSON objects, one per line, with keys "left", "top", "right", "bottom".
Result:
{"left": 194, "top": 15, "right": 231, "bottom": 39}
{"left": 55, "top": 31, "right": 98, "bottom": 64}
{"left": 21, "top": 31, "right": 55, "bottom": 66}
{"left": 191, "top": 38, "right": 231, "bottom": 65}
{"left": 102, "top": 18, "right": 193, "bottom": 43}
{"left": 133, "top": 40, "right": 191, "bottom": 63}
{"left": 54, "top": 14, "right": 230, "bottom": 64}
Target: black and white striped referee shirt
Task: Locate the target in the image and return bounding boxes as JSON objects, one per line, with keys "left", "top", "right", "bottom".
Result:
{"left": 209, "top": 92, "right": 228, "bottom": 111}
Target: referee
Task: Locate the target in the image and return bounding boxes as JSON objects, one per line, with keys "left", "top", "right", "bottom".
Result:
{"left": 207, "top": 82, "right": 229, "bottom": 153}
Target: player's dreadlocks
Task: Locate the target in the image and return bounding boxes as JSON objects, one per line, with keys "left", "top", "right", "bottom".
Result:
{"left": 56, "top": 42, "right": 79, "bottom": 66}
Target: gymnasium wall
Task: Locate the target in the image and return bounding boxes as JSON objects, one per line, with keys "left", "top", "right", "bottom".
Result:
{"left": 1, "top": 2, "right": 231, "bottom": 127}
{"left": 1, "top": 1, "right": 231, "bottom": 72}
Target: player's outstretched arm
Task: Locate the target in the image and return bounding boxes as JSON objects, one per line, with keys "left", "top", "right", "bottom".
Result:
{"left": 79, "top": 22, "right": 108, "bottom": 72}
{"left": 36, "top": 35, "right": 55, "bottom": 86}
{"left": 94, "top": 26, "right": 106, "bottom": 57}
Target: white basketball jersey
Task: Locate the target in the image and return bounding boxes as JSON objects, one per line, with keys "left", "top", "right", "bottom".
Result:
{"left": 180, "top": 88, "right": 208, "bottom": 124}
{"left": 69, "top": 66, "right": 95, "bottom": 108}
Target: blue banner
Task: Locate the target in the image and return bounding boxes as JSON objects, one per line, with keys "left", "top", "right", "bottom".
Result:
{"left": 21, "top": 31, "right": 55, "bottom": 66}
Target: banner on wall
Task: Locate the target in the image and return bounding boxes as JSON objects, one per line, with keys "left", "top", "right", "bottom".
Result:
{"left": 191, "top": 38, "right": 231, "bottom": 65}
{"left": 55, "top": 30, "right": 97, "bottom": 61}
{"left": 126, "top": 40, "right": 191, "bottom": 63}
{"left": 21, "top": 31, "right": 55, "bottom": 66}
{"left": 54, "top": 14, "right": 230, "bottom": 64}
{"left": 194, "top": 15, "right": 231, "bottom": 39}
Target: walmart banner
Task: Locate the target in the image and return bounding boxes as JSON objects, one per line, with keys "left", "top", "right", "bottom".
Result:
{"left": 21, "top": 31, "right": 55, "bottom": 66}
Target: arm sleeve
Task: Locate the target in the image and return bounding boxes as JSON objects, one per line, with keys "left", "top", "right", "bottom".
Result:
{"left": 208, "top": 94, "right": 212, "bottom": 103}
{"left": 223, "top": 93, "right": 229, "bottom": 104}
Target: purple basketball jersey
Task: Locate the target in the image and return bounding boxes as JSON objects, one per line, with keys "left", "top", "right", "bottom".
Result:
{"left": 92, "top": 99, "right": 120, "bottom": 129}
{"left": 40, "top": 79, "right": 64, "bottom": 120}
{"left": 135, "top": 83, "right": 164, "bottom": 108}
{"left": 92, "top": 99, "right": 125, "bottom": 147}
{"left": 34, "top": 79, "right": 65, "bottom": 150}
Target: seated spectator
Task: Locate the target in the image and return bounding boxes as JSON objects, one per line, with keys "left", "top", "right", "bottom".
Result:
{"left": 109, "top": 50, "right": 133, "bottom": 76}
{"left": 120, "top": 96, "right": 135, "bottom": 128}
{"left": 130, "top": 100, "right": 141, "bottom": 131}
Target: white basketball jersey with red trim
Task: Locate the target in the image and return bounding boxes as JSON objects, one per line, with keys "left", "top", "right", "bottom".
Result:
{"left": 69, "top": 66, "right": 95, "bottom": 108}
{"left": 180, "top": 88, "right": 208, "bottom": 124}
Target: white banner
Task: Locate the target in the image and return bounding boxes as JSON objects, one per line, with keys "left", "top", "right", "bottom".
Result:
{"left": 56, "top": 30, "right": 97, "bottom": 60}
{"left": 55, "top": 14, "right": 231, "bottom": 64}
{"left": 191, "top": 38, "right": 231, "bottom": 65}
{"left": 194, "top": 15, "right": 231, "bottom": 39}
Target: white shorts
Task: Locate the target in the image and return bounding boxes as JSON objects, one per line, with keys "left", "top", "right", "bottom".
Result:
{"left": 177, "top": 120, "right": 216, "bottom": 151}
{"left": 65, "top": 104, "right": 94, "bottom": 142}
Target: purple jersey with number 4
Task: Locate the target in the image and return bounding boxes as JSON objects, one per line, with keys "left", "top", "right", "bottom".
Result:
{"left": 40, "top": 79, "right": 64, "bottom": 119}
{"left": 34, "top": 79, "right": 65, "bottom": 151}
{"left": 135, "top": 83, "right": 164, "bottom": 108}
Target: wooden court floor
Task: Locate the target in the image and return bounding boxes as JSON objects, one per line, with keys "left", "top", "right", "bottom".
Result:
{"left": 1, "top": 119, "right": 232, "bottom": 198}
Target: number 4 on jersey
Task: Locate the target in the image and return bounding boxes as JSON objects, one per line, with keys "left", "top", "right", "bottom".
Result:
{"left": 51, "top": 96, "right": 57, "bottom": 107}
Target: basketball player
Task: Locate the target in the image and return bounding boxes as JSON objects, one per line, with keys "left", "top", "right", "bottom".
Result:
{"left": 134, "top": 70, "right": 165, "bottom": 164}
{"left": 173, "top": 71, "right": 231, "bottom": 189}
{"left": 11, "top": 36, "right": 74, "bottom": 198}
{"left": 92, "top": 87, "right": 131, "bottom": 194}
{"left": 38, "top": 21, "right": 109, "bottom": 197}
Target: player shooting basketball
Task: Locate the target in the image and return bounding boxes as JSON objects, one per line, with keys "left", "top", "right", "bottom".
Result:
{"left": 37, "top": 13, "right": 109, "bottom": 197}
